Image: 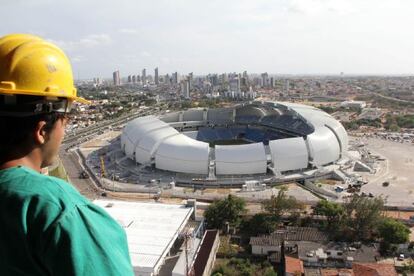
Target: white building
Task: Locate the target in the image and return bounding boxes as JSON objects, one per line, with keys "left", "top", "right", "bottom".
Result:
{"left": 181, "top": 80, "right": 190, "bottom": 99}
{"left": 340, "top": 100, "right": 366, "bottom": 109}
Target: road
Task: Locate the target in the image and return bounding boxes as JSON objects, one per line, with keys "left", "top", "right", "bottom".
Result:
{"left": 59, "top": 149, "right": 101, "bottom": 200}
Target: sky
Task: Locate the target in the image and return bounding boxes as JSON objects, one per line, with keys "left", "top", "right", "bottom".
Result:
{"left": 1, "top": 0, "right": 414, "bottom": 79}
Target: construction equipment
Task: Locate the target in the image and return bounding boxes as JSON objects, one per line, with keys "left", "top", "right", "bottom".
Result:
{"left": 100, "top": 155, "right": 106, "bottom": 178}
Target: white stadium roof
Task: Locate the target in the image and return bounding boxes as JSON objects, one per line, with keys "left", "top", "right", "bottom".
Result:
{"left": 269, "top": 137, "right": 309, "bottom": 172}
{"left": 121, "top": 101, "right": 348, "bottom": 176}
{"left": 215, "top": 143, "right": 267, "bottom": 175}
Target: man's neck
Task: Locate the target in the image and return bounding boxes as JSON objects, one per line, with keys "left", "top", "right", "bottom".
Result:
{"left": 0, "top": 156, "right": 42, "bottom": 172}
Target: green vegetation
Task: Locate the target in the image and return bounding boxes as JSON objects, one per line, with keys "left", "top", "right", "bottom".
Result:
{"left": 342, "top": 118, "right": 382, "bottom": 130}
{"left": 385, "top": 114, "right": 414, "bottom": 130}
{"left": 204, "top": 195, "right": 247, "bottom": 229}
{"left": 318, "top": 105, "right": 360, "bottom": 114}
{"left": 378, "top": 217, "right": 410, "bottom": 254}
{"left": 240, "top": 187, "right": 305, "bottom": 237}
{"left": 313, "top": 200, "right": 344, "bottom": 232}
{"left": 262, "top": 186, "right": 304, "bottom": 219}
{"left": 240, "top": 213, "right": 278, "bottom": 237}
{"left": 354, "top": 94, "right": 414, "bottom": 109}
{"left": 341, "top": 114, "right": 414, "bottom": 130}
{"left": 212, "top": 258, "right": 277, "bottom": 276}
{"left": 342, "top": 194, "right": 385, "bottom": 241}
{"left": 313, "top": 195, "right": 410, "bottom": 248}
{"left": 217, "top": 236, "right": 239, "bottom": 257}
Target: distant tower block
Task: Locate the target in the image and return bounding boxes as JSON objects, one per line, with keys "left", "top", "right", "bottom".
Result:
{"left": 113, "top": 70, "right": 121, "bottom": 86}
{"left": 142, "top": 68, "right": 146, "bottom": 84}
{"left": 155, "top": 67, "right": 159, "bottom": 85}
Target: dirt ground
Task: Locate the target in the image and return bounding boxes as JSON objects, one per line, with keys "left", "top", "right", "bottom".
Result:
{"left": 357, "top": 137, "right": 414, "bottom": 207}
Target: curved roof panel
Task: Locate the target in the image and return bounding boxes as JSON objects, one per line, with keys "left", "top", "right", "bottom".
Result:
{"left": 155, "top": 135, "right": 210, "bottom": 175}
{"left": 135, "top": 127, "right": 180, "bottom": 164}
{"left": 307, "top": 126, "right": 341, "bottom": 166}
{"left": 215, "top": 143, "right": 267, "bottom": 175}
{"left": 269, "top": 137, "right": 309, "bottom": 172}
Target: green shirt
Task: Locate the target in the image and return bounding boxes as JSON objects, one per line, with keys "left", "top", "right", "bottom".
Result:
{"left": 0, "top": 166, "right": 134, "bottom": 276}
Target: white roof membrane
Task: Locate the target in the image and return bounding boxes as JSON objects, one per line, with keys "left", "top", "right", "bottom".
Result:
{"left": 269, "top": 137, "right": 309, "bottom": 172}
{"left": 307, "top": 126, "right": 341, "bottom": 166}
{"left": 215, "top": 143, "right": 267, "bottom": 175}
{"left": 155, "top": 134, "right": 210, "bottom": 175}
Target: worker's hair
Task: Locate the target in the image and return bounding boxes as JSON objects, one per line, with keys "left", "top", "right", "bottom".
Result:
{"left": 0, "top": 112, "right": 62, "bottom": 164}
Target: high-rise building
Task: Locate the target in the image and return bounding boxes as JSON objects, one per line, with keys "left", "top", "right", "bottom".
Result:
{"left": 219, "top": 73, "right": 228, "bottom": 84}
{"left": 164, "top": 74, "right": 170, "bottom": 84}
{"left": 142, "top": 68, "right": 146, "bottom": 84}
{"left": 285, "top": 79, "right": 290, "bottom": 94}
{"left": 94, "top": 77, "right": 102, "bottom": 86}
{"left": 154, "top": 67, "right": 159, "bottom": 85}
{"left": 261, "top": 72, "right": 269, "bottom": 88}
{"left": 229, "top": 77, "right": 241, "bottom": 93}
{"left": 181, "top": 79, "right": 190, "bottom": 99}
{"left": 270, "top": 77, "right": 275, "bottom": 88}
{"left": 172, "top": 72, "right": 178, "bottom": 84}
{"left": 127, "top": 75, "right": 132, "bottom": 83}
{"left": 113, "top": 70, "right": 121, "bottom": 86}
{"left": 132, "top": 75, "right": 136, "bottom": 83}
{"left": 188, "top": 72, "right": 193, "bottom": 90}
{"left": 208, "top": 74, "right": 219, "bottom": 86}
{"left": 242, "top": 71, "right": 249, "bottom": 81}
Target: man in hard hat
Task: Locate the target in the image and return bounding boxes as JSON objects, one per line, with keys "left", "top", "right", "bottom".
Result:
{"left": 0, "top": 34, "right": 134, "bottom": 275}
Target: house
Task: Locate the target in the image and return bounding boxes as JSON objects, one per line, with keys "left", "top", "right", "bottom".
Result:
{"left": 352, "top": 262, "right": 397, "bottom": 276}
{"left": 250, "top": 227, "right": 379, "bottom": 269}
{"left": 285, "top": 256, "right": 304, "bottom": 276}
{"left": 250, "top": 227, "right": 327, "bottom": 258}
{"left": 294, "top": 241, "right": 378, "bottom": 268}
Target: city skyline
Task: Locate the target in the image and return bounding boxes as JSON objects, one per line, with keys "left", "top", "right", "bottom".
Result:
{"left": 2, "top": 0, "right": 414, "bottom": 78}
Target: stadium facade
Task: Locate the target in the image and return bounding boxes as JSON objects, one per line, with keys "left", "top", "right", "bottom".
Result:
{"left": 121, "top": 101, "right": 348, "bottom": 178}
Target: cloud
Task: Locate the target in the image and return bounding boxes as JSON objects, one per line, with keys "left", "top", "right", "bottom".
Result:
{"left": 119, "top": 28, "right": 139, "bottom": 34}
{"left": 48, "top": 34, "right": 112, "bottom": 52}
{"left": 71, "top": 56, "right": 84, "bottom": 63}
{"left": 140, "top": 51, "right": 151, "bottom": 57}
{"left": 286, "top": 0, "right": 357, "bottom": 15}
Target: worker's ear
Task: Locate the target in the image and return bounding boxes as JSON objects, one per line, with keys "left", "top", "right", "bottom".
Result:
{"left": 34, "top": 121, "right": 48, "bottom": 145}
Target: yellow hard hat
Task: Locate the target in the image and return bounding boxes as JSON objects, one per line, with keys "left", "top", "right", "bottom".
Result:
{"left": 0, "top": 33, "right": 89, "bottom": 104}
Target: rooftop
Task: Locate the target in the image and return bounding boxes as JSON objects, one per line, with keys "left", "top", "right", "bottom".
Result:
{"left": 250, "top": 227, "right": 328, "bottom": 246}
{"left": 93, "top": 200, "right": 193, "bottom": 275}
{"left": 352, "top": 262, "right": 397, "bottom": 276}
{"left": 285, "top": 256, "right": 304, "bottom": 274}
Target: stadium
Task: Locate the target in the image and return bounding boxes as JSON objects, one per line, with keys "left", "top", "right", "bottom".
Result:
{"left": 119, "top": 101, "right": 348, "bottom": 186}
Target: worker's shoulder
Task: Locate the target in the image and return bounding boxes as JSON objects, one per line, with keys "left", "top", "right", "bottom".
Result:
{"left": 2, "top": 166, "right": 88, "bottom": 208}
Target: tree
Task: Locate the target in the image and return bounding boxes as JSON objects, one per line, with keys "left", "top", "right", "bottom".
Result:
{"left": 205, "top": 195, "right": 246, "bottom": 229}
{"left": 343, "top": 194, "right": 385, "bottom": 241}
{"left": 262, "top": 186, "right": 304, "bottom": 220}
{"left": 313, "top": 199, "right": 344, "bottom": 231}
{"left": 240, "top": 213, "right": 277, "bottom": 236}
{"left": 378, "top": 218, "right": 410, "bottom": 245}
